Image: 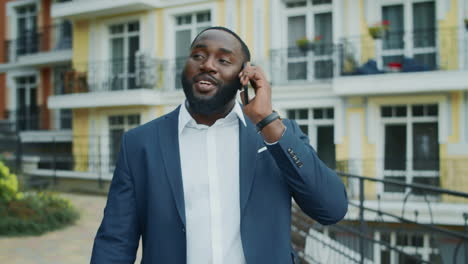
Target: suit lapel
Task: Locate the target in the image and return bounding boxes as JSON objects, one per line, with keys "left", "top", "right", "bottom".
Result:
{"left": 159, "top": 107, "right": 186, "bottom": 227}
{"left": 239, "top": 118, "right": 259, "bottom": 215}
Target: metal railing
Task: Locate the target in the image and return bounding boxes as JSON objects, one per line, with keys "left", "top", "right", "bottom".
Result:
{"left": 292, "top": 171, "right": 468, "bottom": 264}
{"left": 2, "top": 23, "right": 72, "bottom": 62}
{"left": 3, "top": 106, "right": 72, "bottom": 132}
{"left": 270, "top": 27, "right": 468, "bottom": 85}
{"left": 60, "top": 56, "right": 186, "bottom": 94}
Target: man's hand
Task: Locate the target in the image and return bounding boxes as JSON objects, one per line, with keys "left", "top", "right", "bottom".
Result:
{"left": 239, "top": 62, "right": 285, "bottom": 143}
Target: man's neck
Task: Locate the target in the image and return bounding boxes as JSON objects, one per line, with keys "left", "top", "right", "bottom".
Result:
{"left": 187, "top": 99, "right": 236, "bottom": 126}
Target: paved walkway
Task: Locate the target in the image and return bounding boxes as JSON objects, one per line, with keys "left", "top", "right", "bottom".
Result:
{"left": 0, "top": 193, "right": 142, "bottom": 264}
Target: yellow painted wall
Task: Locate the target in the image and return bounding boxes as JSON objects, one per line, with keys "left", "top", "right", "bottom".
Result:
{"left": 217, "top": 0, "right": 225, "bottom": 26}
{"left": 73, "top": 20, "right": 90, "bottom": 69}
{"left": 438, "top": 0, "right": 459, "bottom": 70}
{"left": 336, "top": 104, "right": 377, "bottom": 200}
{"left": 359, "top": 0, "right": 375, "bottom": 64}
{"left": 448, "top": 91, "right": 461, "bottom": 143}
{"left": 72, "top": 109, "right": 89, "bottom": 172}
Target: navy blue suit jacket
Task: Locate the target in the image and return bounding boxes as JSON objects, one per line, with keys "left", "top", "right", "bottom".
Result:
{"left": 91, "top": 106, "right": 348, "bottom": 264}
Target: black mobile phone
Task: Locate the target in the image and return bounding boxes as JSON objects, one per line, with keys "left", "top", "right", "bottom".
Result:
{"left": 240, "top": 62, "right": 249, "bottom": 105}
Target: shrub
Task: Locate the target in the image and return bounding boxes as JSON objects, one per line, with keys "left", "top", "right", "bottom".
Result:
{"left": 0, "top": 161, "right": 80, "bottom": 236}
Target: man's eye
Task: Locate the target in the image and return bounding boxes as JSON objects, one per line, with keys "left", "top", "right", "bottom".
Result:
{"left": 219, "top": 59, "right": 231, "bottom": 64}
{"left": 192, "top": 54, "right": 204, "bottom": 59}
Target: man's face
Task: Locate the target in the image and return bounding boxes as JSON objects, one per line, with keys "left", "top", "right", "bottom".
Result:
{"left": 181, "top": 29, "right": 244, "bottom": 115}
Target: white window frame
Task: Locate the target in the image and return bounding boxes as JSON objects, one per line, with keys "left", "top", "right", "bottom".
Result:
{"left": 6, "top": 0, "right": 40, "bottom": 61}
{"left": 378, "top": 0, "right": 438, "bottom": 69}
{"left": 91, "top": 109, "right": 142, "bottom": 175}
{"left": 108, "top": 21, "right": 141, "bottom": 91}
{"left": 374, "top": 231, "right": 440, "bottom": 264}
{"left": 282, "top": 0, "right": 336, "bottom": 83}
{"left": 380, "top": 104, "right": 439, "bottom": 198}
{"left": 163, "top": 3, "right": 216, "bottom": 91}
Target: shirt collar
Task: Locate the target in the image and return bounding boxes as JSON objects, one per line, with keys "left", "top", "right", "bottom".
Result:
{"left": 178, "top": 101, "right": 247, "bottom": 136}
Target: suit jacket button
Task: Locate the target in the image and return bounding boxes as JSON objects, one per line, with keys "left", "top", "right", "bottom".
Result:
{"left": 182, "top": 228, "right": 186, "bottom": 233}
{"left": 287, "top": 148, "right": 293, "bottom": 153}
{"left": 297, "top": 162, "right": 303, "bottom": 168}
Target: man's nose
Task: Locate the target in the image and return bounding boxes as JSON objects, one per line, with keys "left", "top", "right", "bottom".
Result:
{"left": 200, "top": 56, "right": 217, "bottom": 73}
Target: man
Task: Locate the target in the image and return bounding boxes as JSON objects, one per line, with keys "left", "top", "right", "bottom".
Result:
{"left": 91, "top": 27, "right": 347, "bottom": 264}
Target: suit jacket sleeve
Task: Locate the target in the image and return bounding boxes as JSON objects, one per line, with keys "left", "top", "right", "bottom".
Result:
{"left": 91, "top": 133, "right": 140, "bottom": 263}
{"left": 266, "top": 119, "right": 348, "bottom": 225}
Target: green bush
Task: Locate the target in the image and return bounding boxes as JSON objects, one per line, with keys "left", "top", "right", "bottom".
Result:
{"left": 0, "top": 161, "right": 80, "bottom": 236}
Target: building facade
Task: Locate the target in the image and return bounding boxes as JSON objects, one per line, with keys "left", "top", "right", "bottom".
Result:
{"left": 2, "top": 0, "right": 467, "bottom": 262}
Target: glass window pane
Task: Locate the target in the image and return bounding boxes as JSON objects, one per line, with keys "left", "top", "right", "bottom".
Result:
{"left": 313, "top": 109, "right": 323, "bottom": 119}
{"left": 384, "top": 124, "right": 406, "bottom": 170}
{"left": 413, "top": 122, "right": 439, "bottom": 170}
{"left": 414, "top": 53, "right": 436, "bottom": 69}
{"left": 314, "top": 13, "right": 333, "bottom": 56}
{"left": 196, "top": 12, "right": 211, "bottom": 23}
{"left": 287, "top": 110, "right": 296, "bottom": 119}
{"left": 314, "top": 59, "right": 333, "bottom": 79}
{"left": 326, "top": 108, "right": 334, "bottom": 119}
{"left": 413, "top": 2, "right": 436, "bottom": 48}
{"left": 286, "top": 1, "right": 306, "bottom": 8}
{"left": 312, "top": 0, "right": 332, "bottom": 4}
{"left": 381, "top": 106, "right": 392, "bottom": 117}
{"left": 397, "top": 234, "right": 408, "bottom": 246}
{"left": 384, "top": 176, "right": 406, "bottom": 192}
{"left": 412, "top": 105, "right": 424, "bottom": 116}
{"left": 317, "top": 126, "right": 336, "bottom": 169}
{"left": 427, "top": 104, "right": 438, "bottom": 116}
{"left": 288, "top": 62, "right": 307, "bottom": 80}
{"left": 395, "top": 106, "right": 407, "bottom": 117}
{"left": 383, "top": 5, "right": 404, "bottom": 50}
{"left": 298, "top": 109, "right": 308, "bottom": 119}
{"left": 110, "top": 24, "right": 124, "bottom": 34}
{"left": 288, "top": 16, "right": 306, "bottom": 48}
{"left": 412, "top": 235, "right": 424, "bottom": 247}
{"left": 128, "top": 21, "right": 139, "bottom": 32}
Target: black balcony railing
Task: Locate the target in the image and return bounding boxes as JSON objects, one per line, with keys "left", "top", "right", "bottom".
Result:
{"left": 58, "top": 56, "right": 183, "bottom": 94}
{"left": 292, "top": 171, "right": 468, "bottom": 264}
{"left": 3, "top": 106, "right": 72, "bottom": 132}
{"left": 270, "top": 27, "right": 468, "bottom": 85}
{"left": 2, "top": 23, "right": 72, "bottom": 63}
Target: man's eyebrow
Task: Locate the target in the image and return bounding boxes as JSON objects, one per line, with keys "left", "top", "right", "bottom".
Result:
{"left": 192, "top": 44, "right": 207, "bottom": 49}
{"left": 219, "top": 48, "right": 233, "bottom": 54}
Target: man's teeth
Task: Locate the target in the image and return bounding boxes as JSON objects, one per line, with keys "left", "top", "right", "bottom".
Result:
{"left": 199, "top": 81, "right": 212, "bottom": 85}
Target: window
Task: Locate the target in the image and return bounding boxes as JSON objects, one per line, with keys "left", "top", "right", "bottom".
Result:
{"left": 55, "top": 20, "right": 72, "bottom": 50}
{"left": 381, "top": 104, "right": 439, "bottom": 194}
{"left": 381, "top": 1, "right": 436, "bottom": 70}
{"left": 108, "top": 114, "right": 140, "bottom": 170}
{"left": 174, "top": 11, "right": 211, "bottom": 89}
{"left": 108, "top": 21, "right": 140, "bottom": 91}
{"left": 16, "top": 4, "right": 38, "bottom": 56}
{"left": 377, "top": 231, "right": 441, "bottom": 263}
{"left": 285, "top": 0, "right": 334, "bottom": 81}
{"left": 287, "top": 107, "right": 335, "bottom": 169}
{"left": 16, "top": 76, "right": 38, "bottom": 131}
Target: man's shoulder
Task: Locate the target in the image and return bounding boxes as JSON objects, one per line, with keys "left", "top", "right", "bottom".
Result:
{"left": 125, "top": 106, "right": 180, "bottom": 139}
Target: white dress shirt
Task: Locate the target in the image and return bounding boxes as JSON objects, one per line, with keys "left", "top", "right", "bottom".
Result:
{"left": 178, "top": 102, "right": 247, "bottom": 264}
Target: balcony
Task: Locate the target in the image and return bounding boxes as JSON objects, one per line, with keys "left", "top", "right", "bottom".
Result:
{"left": 0, "top": 24, "right": 72, "bottom": 70}
{"left": 52, "top": 0, "right": 158, "bottom": 19}
{"left": 48, "top": 56, "right": 185, "bottom": 109}
{"left": 270, "top": 28, "right": 468, "bottom": 94}
{"left": 334, "top": 27, "right": 468, "bottom": 95}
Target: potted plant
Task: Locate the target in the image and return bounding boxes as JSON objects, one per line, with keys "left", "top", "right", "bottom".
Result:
{"left": 296, "top": 37, "right": 311, "bottom": 53}
{"left": 295, "top": 35, "right": 323, "bottom": 53}
{"left": 368, "top": 20, "right": 390, "bottom": 39}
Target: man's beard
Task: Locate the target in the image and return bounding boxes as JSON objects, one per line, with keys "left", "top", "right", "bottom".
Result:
{"left": 181, "top": 70, "right": 241, "bottom": 115}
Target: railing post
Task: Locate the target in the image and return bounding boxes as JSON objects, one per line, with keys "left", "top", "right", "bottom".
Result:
{"left": 359, "top": 177, "right": 365, "bottom": 264}
{"left": 53, "top": 136, "right": 57, "bottom": 185}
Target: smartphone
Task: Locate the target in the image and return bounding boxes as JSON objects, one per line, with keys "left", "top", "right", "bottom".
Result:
{"left": 240, "top": 62, "right": 249, "bottom": 105}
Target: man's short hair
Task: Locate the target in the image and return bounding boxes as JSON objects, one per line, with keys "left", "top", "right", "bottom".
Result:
{"left": 190, "top": 26, "right": 251, "bottom": 62}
